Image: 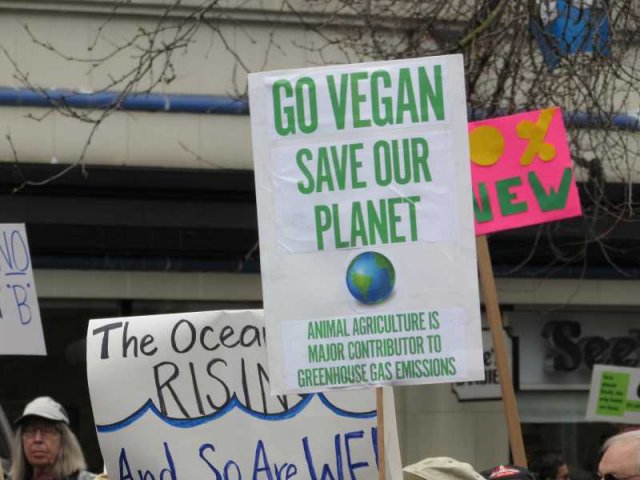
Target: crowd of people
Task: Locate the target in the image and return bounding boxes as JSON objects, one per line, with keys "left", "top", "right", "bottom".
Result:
{"left": 1, "top": 396, "right": 638, "bottom": 480}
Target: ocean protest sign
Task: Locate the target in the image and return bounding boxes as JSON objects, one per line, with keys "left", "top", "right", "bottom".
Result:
{"left": 87, "top": 310, "right": 402, "bottom": 479}
{"left": 469, "top": 108, "right": 582, "bottom": 235}
{"left": 586, "top": 365, "right": 640, "bottom": 424}
{"left": 248, "top": 54, "right": 484, "bottom": 394}
{"left": 0, "top": 224, "right": 45, "bottom": 355}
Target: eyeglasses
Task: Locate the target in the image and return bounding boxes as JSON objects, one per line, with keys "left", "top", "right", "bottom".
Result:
{"left": 22, "top": 423, "right": 60, "bottom": 438}
{"left": 598, "top": 474, "right": 640, "bottom": 480}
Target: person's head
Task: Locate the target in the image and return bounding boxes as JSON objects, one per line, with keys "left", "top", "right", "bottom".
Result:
{"left": 599, "top": 430, "right": 640, "bottom": 480}
{"left": 533, "top": 452, "right": 569, "bottom": 480}
{"left": 9, "top": 397, "right": 87, "bottom": 479}
{"left": 403, "top": 457, "right": 486, "bottom": 480}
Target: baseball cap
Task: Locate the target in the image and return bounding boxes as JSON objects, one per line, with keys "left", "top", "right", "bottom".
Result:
{"left": 15, "top": 396, "right": 69, "bottom": 426}
{"left": 403, "top": 457, "right": 486, "bottom": 480}
{"left": 482, "top": 465, "right": 537, "bottom": 480}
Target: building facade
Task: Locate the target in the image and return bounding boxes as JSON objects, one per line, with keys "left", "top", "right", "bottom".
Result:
{"left": 0, "top": 0, "right": 638, "bottom": 475}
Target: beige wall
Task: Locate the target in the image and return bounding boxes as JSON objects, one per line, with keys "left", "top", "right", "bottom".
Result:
{"left": 1, "top": 2, "right": 639, "bottom": 182}
{"left": 0, "top": 3, "right": 354, "bottom": 170}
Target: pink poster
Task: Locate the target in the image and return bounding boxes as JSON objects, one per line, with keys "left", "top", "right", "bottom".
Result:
{"left": 469, "top": 107, "right": 582, "bottom": 235}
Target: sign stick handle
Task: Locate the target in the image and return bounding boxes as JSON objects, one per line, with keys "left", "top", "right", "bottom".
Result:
{"left": 476, "top": 235, "right": 528, "bottom": 467}
{"left": 376, "top": 387, "right": 386, "bottom": 480}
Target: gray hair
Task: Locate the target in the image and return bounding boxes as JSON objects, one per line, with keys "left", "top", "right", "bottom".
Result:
{"left": 601, "top": 430, "right": 640, "bottom": 475}
{"left": 602, "top": 429, "right": 640, "bottom": 452}
{"left": 8, "top": 423, "right": 87, "bottom": 480}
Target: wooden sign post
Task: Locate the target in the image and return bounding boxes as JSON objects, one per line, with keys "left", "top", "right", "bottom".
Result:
{"left": 477, "top": 235, "right": 527, "bottom": 467}
{"left": 469, "top": 108, "right": 583, "bottom": 466}
{"left": 377, "top": 388, "right": 386, "bottom": 480}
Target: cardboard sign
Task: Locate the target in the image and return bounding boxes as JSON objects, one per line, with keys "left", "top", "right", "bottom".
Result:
{"left": 87, "top": 310, "right": 402, "bottom": 479}
{"left": 586, "top": 365, "right": 640, "bottom": 424}
{"left": 452, "top": 329, "right": 511, "bottom": 401}
{"left": 470, "top": 108, "right": 582, "bottom": 235}
{"left": 248, "top": 54, "right": 484, "bottom": 394}
{"left": 0, "top": 224, "right": 46, "bottom": 355}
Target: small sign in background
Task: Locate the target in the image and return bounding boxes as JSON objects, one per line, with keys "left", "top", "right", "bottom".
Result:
{"left": 0, "top": 223, "right": 45, "bottom": 355}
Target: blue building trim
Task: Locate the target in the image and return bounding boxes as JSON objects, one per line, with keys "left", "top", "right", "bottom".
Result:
{"left": 0, "top": 87, "right": 249, "bottom": 115}
{"left": 0, "top": 87, "right": 638, "bottom": 131}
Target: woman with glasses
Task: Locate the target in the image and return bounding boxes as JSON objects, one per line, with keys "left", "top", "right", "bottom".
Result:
{"left": 8, "top": 397, "right": 95, "bottom": 480}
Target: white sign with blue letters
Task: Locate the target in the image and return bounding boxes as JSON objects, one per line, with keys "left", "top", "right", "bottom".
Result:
{"left": 0, "top": 223, "right": 46, "bottom": 355}
{"left": 87, "top": 310, "right": 402, "bottom": 479}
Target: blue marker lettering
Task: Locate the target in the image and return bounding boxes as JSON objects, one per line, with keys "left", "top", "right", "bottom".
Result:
{"left": 253, "top": 440, "right": 274, "bottom": 480}
{"left": 199, "top": 443, "right": 223, "bottom": 480}
{"left": 344, "top": 431, "right": 368, "bottom": 479}
{"left": 302, "top": 434, "right": 344, "bottom": 480}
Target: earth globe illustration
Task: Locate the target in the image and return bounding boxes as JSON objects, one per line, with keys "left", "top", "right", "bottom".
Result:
{"left": 346, "top": 251, "right": 396, "bottom": 304}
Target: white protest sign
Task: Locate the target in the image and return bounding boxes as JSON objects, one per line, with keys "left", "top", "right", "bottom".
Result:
{"left": 249, "top": 54, "right": 483, "bottom": 394}
{"left": 87, "top": 310, "right": 402, "bottom": 479}
{"left": 586, "top": 365, "right": 640, "bottom": 424}
{"left": 0, "top": 224, "right": 45, "bottom": 355}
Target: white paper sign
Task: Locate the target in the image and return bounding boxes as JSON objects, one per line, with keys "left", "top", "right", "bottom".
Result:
{"left": 0, "top": 224, "right": 46, "bottom": 355}
{"left": 249, "top": 55, "right": 483, "bottom": 393}
{"left": 87, "top": 310, "right": 402, "bottom": 479}
{"left": 585, "top": 365, "right": 640, "bottom": 424}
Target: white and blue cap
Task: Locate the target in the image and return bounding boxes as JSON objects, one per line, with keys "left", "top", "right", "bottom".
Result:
{"left": 15, "top": 396, "right": 69, "bottom": 426}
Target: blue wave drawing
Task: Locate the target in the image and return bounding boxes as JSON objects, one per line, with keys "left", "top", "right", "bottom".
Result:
{"left": 97, "top": 394, "right": 376, "bottom": 433}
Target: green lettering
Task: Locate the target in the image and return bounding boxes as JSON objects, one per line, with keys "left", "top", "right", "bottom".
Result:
{"left": 296, "top": 148, "right": 314, "bottom": 194}
{"left": 349, "top": 143, "right": 367, "bottom": 189}
{"left": 332, "top": 204, "right": 349, "bottom": 249}
{"left": 308, "top": 322, "right": 317, "bottom": 340}
{"left": 393, "top": 139, "right": 411, "bottom": 185}
{"left": 405, "top": 195, "right": 421, "bottom": 241}
{"left": 273, "top": 80, "right": 295, "bottom": 136}
{"left": 367, "top": 199, "right": 389, "bottom": 245}
{"left": 396, "top": 68, "right": 418, "bottom": 124}
{"left": 418, "top": 65, "right": 445, "bottom": 121}
{"left": 528, "top": 167, "right": 573, "bottom": 212}
{"left": 327, "top": 74, "right": 349, "bottom": 130}
{"left": 350, "top": 201, "right": 368, "bottom": 247}
{"left": 316, "top": 148, "right": 335, "bottom": 192}
{"left": 308, "top": 344, "right": 319, "bottom": 362}
{"left": 411, "top": 137, "right": 431, "bottom": 182}
{"left": 473, "top": 183, "right": 493, "bottom": 223}
{"left": 371, "top": 70, "right": 393, "bottom": 126}
{"left": 388, "top": 197, "right": 406, "bottom": 242}
{"left": 295, "top": 77, "right": 318, "bottom": 134}
{"left": 314, "top": 205, "right": 331, "bottom": 250}
{"left": 374, "top": 140, "right": 392, "bottom": 186}
{"left": 351, "top": 71, "right": 371, "bottom": 128}
{"left": 331, "top": 144, "right": 349, "bottom": 191}
{"left": 496, "top": 177, "right": 528, "bottom": 216}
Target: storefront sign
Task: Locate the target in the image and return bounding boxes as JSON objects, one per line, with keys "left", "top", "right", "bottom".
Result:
{"left": 511, "top": 312, "right": 640, "bottom": 390}
{"left": 87, "top": 310, "right": 402, "bottom": 479}
{"left": 470, "top": 108, "right": 582, "bottom": 235}
{"left": 586, "top": 365, "right": 640, "bottom": 424}
{"left": 453, "top": 329, "right": 512, "bottom": 400}
{"left": 248, "top": 55, "right": 484, "bottom": 394}
{"left": 0, "top": 223, "right": 46, "bottom": 355}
